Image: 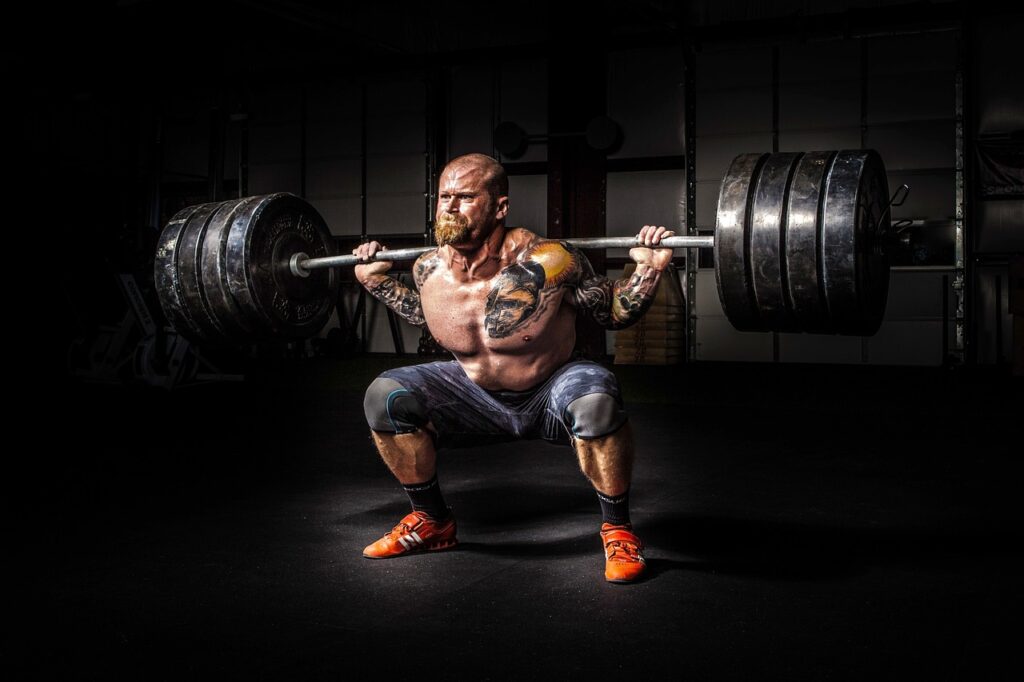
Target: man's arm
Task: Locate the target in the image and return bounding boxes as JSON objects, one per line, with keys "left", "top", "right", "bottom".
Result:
{"left": 570, "top": 225, "right": 675, "bottom": 330}
{"left": 352, "top": 242, "right": 432, "bottom": 328}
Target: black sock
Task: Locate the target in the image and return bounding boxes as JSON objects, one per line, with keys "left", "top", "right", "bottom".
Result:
{"left": 597, "top": 489, "right": 631, "bottom": 526}
{"left": 403, "top": 475, "right": 450, "bottom": 521}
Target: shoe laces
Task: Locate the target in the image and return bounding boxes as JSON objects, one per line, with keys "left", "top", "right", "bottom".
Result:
{"left": 386, "top": 515, "right": 422, "bottom": 539}
{"left": 605, "top": 537, "right": 642, "bottom": 562}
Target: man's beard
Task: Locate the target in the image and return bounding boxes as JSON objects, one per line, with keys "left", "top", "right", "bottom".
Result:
{"left": 434, "top": 212, "right": 473, "bottom": 246}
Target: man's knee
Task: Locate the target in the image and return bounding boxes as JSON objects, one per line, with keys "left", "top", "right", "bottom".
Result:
{"left": 364, "top": 376, "right": 427, "bottom": 434}
{"left": 564, "top": 392, "right": 627, "bottom": 440}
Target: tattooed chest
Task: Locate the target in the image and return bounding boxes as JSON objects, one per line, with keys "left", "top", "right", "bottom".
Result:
{"left": 483, "top": 262, "right": 564, "bottom": 338}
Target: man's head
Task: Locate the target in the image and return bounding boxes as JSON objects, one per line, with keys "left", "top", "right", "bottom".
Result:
{"left": 435, "top": 154, "right": 509, "bottom": 248}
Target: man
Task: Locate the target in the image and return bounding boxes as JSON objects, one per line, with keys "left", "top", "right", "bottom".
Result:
{"left": 353, "top": 153, "right": 673, "bottom": 583}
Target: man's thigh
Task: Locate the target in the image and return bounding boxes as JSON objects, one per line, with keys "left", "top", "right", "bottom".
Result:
{"left": 373, "top": 361, "right": 525, "bottom": 447}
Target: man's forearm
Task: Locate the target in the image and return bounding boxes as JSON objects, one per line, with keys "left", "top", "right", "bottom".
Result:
{"left": 578, "top": 264, "right": 663, "bottom": 330}
{"left": 359, "top": 274, "right": 426, "bottom": 327}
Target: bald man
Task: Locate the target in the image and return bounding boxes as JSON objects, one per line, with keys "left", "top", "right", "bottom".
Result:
{"left": 353, "top": 153, "right": 673, "bottom": 583}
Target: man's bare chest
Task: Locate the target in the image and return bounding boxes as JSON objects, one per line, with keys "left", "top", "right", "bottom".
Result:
{"left": 420, "top": 241, "right": 580, "bottom": 342}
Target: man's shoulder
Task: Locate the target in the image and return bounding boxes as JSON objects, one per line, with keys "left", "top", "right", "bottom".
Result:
{"left": 413, "top": 248, "right": 444, "bottom": 287}
{"left": 520, "top": 238, "right": 585, "bottom": 288}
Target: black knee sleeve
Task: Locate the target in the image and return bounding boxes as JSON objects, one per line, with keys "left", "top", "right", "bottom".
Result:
{"left": 564, "top": 393, "right": 627, "bottom": 440}
{"left": 363, "top": 376, "right": 427, "bottom": 433}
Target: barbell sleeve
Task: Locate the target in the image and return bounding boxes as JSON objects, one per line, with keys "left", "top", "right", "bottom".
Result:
{"left": 291, "top": 235, "right": 715, "bottom": 276}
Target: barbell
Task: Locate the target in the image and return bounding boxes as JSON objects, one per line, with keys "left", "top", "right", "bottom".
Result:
{"left": 155, "top": 149, "right": 898, "bottom": 347}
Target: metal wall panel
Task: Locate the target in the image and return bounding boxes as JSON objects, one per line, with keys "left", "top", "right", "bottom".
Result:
{"left": 367, "top": 79, "right": 425, "bottom": 114}
{"left": 976, "top": 200, "right": 1024, "bottom": 253}
{"left": 608, "top": 47, "right": 686, "bottom": 159}
{"left": 779, "top": 81, "right": 861, "bottom": 129}
{"left": 162, "top": 121, "right": 209, "bottom": 179}
{"left": 367, "top": 113, "right": 427, "bottom": 154}
{"left": 507, "top": 174, "right": 548, "bottom": 236}
{"left": 780, "top": 40, "right": 861, "bottom": 83}
{"left": 864, "top": 121, "right": 954, "bottom": 170}
{"left": 249, "top": 122, "right": 301, "bottom": 164}
{"left": 697, "top": 87, "right": 774, "bottom": 136}
{"left": 305, "top": 158, "right": 361, "bottom": 199}
{"left": 366, "top": 194, "right": 424, "bottom": 235}
{"left": 450, "top": 64, "right": 495, "bottom": 158}
{"left": 697, "top": 47, "right": 773, "bottom": 89}
{"left": 309, "top": 197, "right": 362, "bottom": 236}
{"left": 248, "top": 162, "right": 301, "bottom": 196}
{"left": 365, "top": 78, "right": 427, "bottom": 238}
{"left": 500, "top": 59, "right": 548, "bottom": 163}
{"left": 366, "top": 154, "right": 424, "bottom": 196}
{"left": 976, "top": 16, "right": 1024, "bottom": 134}
{"left": 305, "top": 120, "right": 361, "bottom": 160}
{"left": 868, "top": 32, "right": 956, "bottom": 76}
{"left": 250, "top": 85, "right": 303, "bottom": 124}
{"left": 866, "top": 72, "right": 954, "bottom": 124}
{"left": 777, "top": 128, "right": 861, "bottom": 153}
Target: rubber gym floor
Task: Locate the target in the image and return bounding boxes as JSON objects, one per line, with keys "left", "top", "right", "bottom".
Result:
{"left": 15, "top": 357, "right": 1023, "bottom": 680}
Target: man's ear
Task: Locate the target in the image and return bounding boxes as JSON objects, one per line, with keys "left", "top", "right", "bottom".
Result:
{"left": 495, "top": 195, "right": 510, "bottom": 221}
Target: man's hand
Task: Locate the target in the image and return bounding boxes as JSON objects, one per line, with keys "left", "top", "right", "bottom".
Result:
{"left": 629, "top": 224, "right": 675, "bottom": 272}
{"left": 353, "top": 241, "right": 393, "bottom": 284}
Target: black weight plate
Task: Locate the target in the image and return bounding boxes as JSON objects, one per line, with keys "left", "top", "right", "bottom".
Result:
{"left": 200, "top": 196, "right": 264, "bottom": 341}
{"left": 154, "top": 202, "right": 214, "bottom": 344}
{"left": 749, "top": 151, "right": 801, "bottom": 332}
{"left": 224, "top": 193, "right": 338, "bottom": 340}
{"left": 821, "top": 150, "right": 891, "bottom": 335}
{"left": 175, "top": 201, "right": 239, "bottom": 345}
{"left": 784, "top": 150, "right": 836, "bottom": 333}
{"left": 853, "top": 150, "right": 891, "bottom": 335}
{"left": 714, "top": 153, "right": 768, "bottom": 332}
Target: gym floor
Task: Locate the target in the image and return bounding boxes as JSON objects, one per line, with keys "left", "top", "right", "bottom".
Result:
{"left": 16, "top": 358, "right": 1023, "bottom": 680}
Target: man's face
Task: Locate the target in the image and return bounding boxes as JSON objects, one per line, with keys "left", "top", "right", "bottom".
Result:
{"left": 435, "top": 163, "right": 508, "bottom": 248}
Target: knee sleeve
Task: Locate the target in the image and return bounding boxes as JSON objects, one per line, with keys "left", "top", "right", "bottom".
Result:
{"left": 564, "top": 393, "right": 627, "bottom": 440}
{"left": 363, "top": 376, "right": 427, "bottom": 433}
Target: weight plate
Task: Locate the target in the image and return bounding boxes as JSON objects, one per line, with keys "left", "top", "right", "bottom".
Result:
{"left": 784, "top": 151, "right": 835, "bottom": 333}
{"left": 749, "top": 151, "right": 801, "bottom": 332}
{"left": 821, "top": 150, "right": 891, "bottom": 335}
{"left": 159, "top": 201, "right": 239, "bottom": 345}
{"left": 155, "top": 202, "right": 217, "bottom": 344}
{"left": 200, "top": 196, "right": 264, "bottom": 341}
{"left": 715, "top": 152, "right": 768, "bottom": 332}
{"left": 224, "top": 193, "right": 338, "bottom": 340}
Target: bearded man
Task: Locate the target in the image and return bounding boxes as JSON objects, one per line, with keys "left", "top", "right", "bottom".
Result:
{"left": 353, "top": 153, "right": 673, "bottom": 583}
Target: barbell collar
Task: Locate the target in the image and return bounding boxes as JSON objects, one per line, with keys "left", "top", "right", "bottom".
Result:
{"left": 292, "top": 235, "right": 715, "bottom": 276}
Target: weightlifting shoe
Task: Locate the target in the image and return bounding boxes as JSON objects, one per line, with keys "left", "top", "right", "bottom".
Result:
{"left": 600, "top": 523, "right": 646, "bottom": 583}
{"left": 362, "top": 510, "right": 457, "bottom": 559}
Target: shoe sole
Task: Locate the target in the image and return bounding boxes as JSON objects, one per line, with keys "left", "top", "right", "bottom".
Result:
{"left": 362, "top": 538, "right": 458, "bottom": 559}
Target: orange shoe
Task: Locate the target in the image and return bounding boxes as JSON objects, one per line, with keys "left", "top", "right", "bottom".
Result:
{"left": 600, "top": 523, "right": 646, "bottom": 583}
{"left": 362, "top": 510, "right": 457, "bottom": 559}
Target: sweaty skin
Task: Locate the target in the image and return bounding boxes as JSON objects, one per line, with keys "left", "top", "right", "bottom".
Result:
{"left": 353, "top": 157, "right": 674, "bottom": 392}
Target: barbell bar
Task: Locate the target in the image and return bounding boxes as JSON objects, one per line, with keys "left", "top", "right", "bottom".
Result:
{"left": 155, "top": 149, "right": 898, "bottom": 348}
{"left": 288, "top": 235, "right": 718, "bottom": 277}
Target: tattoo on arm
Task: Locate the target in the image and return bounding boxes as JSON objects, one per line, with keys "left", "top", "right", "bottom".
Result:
{"left": 364, "top": 276, "right": 426, "bottom": 327}
{"left": 413, "top": 252, "right": 441, "bottom": 289}
{"left": 483, "top": 241, "right": 572, "bottom": 338}
{"left": 571, "top": 247, "right": 663, "bottom": 329}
